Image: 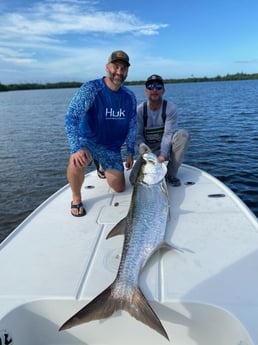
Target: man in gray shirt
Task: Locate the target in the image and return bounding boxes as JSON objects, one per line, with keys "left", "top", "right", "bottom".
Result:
{"left": 136, "top": 74, "right": 189, "bottom": 186}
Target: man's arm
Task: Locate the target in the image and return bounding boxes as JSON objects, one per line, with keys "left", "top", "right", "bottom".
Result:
{"left": 160, "top": 102, "right": 178, "bottom": 158}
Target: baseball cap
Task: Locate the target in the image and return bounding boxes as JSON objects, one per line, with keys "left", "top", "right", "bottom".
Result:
{"left": 108, "top": 50, "right": 130, "bottom": 66}
{"left": 145, "top": 74, "right": 164, "bottom": 86}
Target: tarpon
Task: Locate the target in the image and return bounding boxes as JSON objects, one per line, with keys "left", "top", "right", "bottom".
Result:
{"left": 60, "top": 151, "right": 171, "bottom": 340}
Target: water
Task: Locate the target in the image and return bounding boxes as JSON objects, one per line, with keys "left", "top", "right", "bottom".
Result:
{"left": 0, "top": 80, "right": 257, "bottom": 242}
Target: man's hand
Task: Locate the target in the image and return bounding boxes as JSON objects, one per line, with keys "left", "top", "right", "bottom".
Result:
{"left": 157, "top": 155, "right": 166, "bottom": 163}
{"left": 125, "top": 154, "right": 133, "bottom": 170}
{"left": 71, "top": 149, "right": 92, "bottom": 168}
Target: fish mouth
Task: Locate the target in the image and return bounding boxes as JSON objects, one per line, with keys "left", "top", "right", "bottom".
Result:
{"left": 140, "top": 152, "right": 167, "bottom": 185}
{"left": 142, "top": 152, "right": 158, "bottom": 164}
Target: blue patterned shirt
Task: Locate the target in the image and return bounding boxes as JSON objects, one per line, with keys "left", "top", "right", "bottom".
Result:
{"left": 65, "top": 78, "right": 137, "bottom": 154}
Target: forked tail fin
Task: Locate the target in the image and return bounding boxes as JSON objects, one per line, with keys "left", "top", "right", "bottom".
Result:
{"left": 59, "top": 282, "right": 169, "bottom": 340}
{"left": 127, "top": 285, "right": 169, "bottom": 340}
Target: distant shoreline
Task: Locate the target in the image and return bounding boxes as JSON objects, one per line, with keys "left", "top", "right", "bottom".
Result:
{"left": 1, "top": 72, "right": 258, "bottom": 92}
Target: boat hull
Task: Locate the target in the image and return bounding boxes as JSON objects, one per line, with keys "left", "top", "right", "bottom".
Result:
{"left": 0, "top": 164, "right": 257, "bottom": 344}
{"left": 1, "top": 299, "right": 254, "bottom": 345}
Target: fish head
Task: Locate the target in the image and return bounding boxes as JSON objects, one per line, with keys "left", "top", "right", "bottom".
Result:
{"left": 140, "top": 152, "right": 167, "bottom": 185}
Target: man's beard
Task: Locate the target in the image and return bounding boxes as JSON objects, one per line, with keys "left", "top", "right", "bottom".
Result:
{"left": 107, "top": 71, "right": 126, "bottom": 87}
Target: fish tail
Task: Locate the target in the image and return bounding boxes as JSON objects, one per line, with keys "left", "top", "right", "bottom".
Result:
{"left": 59, "top": 284, "right": 116, "bottom": 331}
{"left": 125, "top": 285, "right": 169, "bottom": 340}
{"left": 59, "top": 283, "right": 169, "bottom": 340}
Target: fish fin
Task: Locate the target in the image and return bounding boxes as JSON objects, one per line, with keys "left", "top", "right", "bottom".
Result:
{"left": 142, "top": 241, "right": 184, "bottom": 270}
{"left": 59, "top": 283, "right": 169, "bottom": 340}
{"left": 158, "top": 241, "right": 184, "bottom": 253}
{"left": 158, "top": 241, "right": 174, "bottom": 251}
{"left": 170, "top": 242, "right": 184, "bottom": 253}
{"left": 161, "top": 180, "right": 169, "bottom": 197}
{"left": 141, "top": 241, "right": 172, "bottom": 269}
{"left": 129, "top": 155, "right": 144, "bottom": 185}
{"left": 106, "top": 217, "right": 127, "bottom": 239}
{"left": 59, "top": 285, "right": 116, "bottom": 331}
{"left": 124, "top": 286, "right": 169, "bottom": 340}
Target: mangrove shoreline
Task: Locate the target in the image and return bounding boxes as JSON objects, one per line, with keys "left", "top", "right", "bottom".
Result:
{"left": 1, "top": 72, "right": 258, "bottom": 92}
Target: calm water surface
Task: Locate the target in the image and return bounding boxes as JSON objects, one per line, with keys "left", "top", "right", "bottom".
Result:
{"left": 0, "top": 80, "right": 257, "bottom": 242}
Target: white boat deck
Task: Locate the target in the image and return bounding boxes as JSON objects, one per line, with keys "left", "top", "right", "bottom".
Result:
{"left": 0, "top": 164, "right": 258, "bottom": 345}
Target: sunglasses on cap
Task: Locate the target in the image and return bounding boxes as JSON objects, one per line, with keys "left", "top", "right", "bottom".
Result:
{"left": 146, "top": 83, "right": 163, "bottom": 90}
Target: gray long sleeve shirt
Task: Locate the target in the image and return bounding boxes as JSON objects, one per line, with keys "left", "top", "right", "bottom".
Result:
{"left": 136, "top": 100, "right": 178, "bottom": 158}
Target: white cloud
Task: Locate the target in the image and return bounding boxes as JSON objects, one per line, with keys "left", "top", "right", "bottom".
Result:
{"left": 0, "top": 0, "right": 169, "bottom": 83}
{"left": 1, "top": 0, "right": 168, "bottom": 38}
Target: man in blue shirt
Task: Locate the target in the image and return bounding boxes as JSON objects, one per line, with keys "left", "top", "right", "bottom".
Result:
{"left": 66, "top": 50, "right": 137, "bottom": 216}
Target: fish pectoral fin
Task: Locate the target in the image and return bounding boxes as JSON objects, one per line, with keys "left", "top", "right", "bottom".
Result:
{"left": 129, "top": 155, "right": 144, "bottom": 185}
{"left": 106, "top": 217, "right": 127, "bottom": 239}
{"left": 161, "top": 180, "right": 169, "bottom": 197}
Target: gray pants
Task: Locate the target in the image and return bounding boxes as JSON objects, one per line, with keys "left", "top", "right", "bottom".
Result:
{"left": 167, "top": 129, "right": 190, "bottom": 177}
{"left": 146, "top": 129, "right": 189, "bottom": 177}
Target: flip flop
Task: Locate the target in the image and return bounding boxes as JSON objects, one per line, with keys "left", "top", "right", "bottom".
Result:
{"left": 97, "top": 169, "right": 106, "bottom": 179}
{"left": 94, "top": 159, "right": 106, "bottom": 179}
{"left": 71, "top": 202, "right": 86, "bottom": 217}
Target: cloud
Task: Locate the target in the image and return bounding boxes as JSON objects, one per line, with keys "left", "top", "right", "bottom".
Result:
{"left": 235, "top": 59, "right": 258, "bottom": 64}
{"left": 1, "top": 0, "right": 168, "bottom": 39}
{"left": 0, "top": 0, "right": 168, "bottom": 83}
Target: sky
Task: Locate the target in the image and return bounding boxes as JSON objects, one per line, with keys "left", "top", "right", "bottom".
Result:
{"left": 1, "top": 0, "right": 258, "bottom": 84}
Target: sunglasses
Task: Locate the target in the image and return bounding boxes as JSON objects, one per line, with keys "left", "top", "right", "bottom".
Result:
{"left": 146, "top": 83, "right": 164, "bottom": 90}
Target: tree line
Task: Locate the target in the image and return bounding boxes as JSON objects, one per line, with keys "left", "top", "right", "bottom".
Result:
{"left": 1, "top": 72, "right": 258, "bottom": 92}
{"left": 0, "top": 81, "right": 82, "bottom": 92}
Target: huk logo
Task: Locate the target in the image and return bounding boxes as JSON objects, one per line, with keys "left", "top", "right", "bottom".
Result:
{"left": 105, "top": 108, "right": 125, "bottom": 119}
{"left": 0, "top": 330, "right": 13, "bottom": 345}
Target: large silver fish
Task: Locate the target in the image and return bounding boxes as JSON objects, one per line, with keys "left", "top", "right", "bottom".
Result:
{"left": 60, "top": 151, "right": 171, "bottom": 340}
